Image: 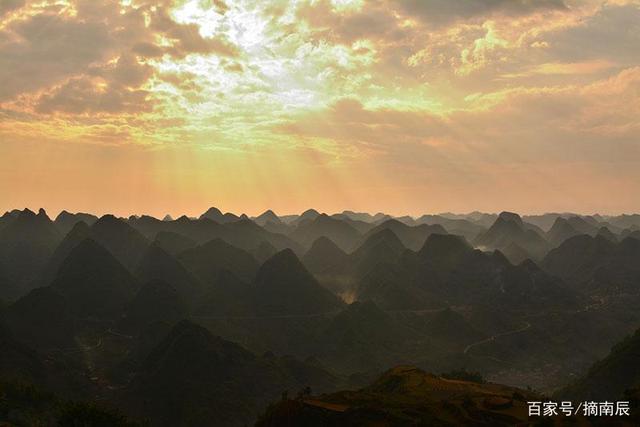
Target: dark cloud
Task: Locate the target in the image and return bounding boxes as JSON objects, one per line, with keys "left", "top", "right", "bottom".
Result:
{"left": 396, "top": 0, "right": 567, "bottom": 25}
{"left": 35, "top": 76, "right": 153, "bottom": 115}
{"left": 0, "top": 0, "right": 237, "bottom": 111}
{"left": 298, "top": 0, "right": 567, "bottom": 44}
{"left": 132, "top": 42, "right": 165, "bottom": 58}
{"left": 109, "top": 53, "right": 154, "bottom": 88}
{"left": 35, "top": 52, "right": 155, "bottom": 114}
{"left": 298, "top": 0, "right": 402, "bottom": 43}
{"left": 545, "top": 3, "right": 640, "bottom": 65}
{"left": 0, "top": 10, "right": 113, "bottom": 101}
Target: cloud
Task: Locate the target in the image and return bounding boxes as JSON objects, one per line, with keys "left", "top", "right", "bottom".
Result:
{"left": 279, "top": 66, "right": 640, "bottom": 163}
{"left": 0, "top": 0, "right": 25, "bottom": 17}
{"left": 279, "top": 98, "right": 450, "bottom": 154}
{"left": 269, "top": 64, "right": 640, "bottom": 213}
{"left": 147, "top": 6, "right": 238, "bottom": 58}
{"left": 0, "top": 8, "right": 114, "bottom": 101}
{"left": 500, "top": 59, "right": 616, "bottom": 79}
{"left": 297, "top": 0, "right": 403, "bottom": 43}
{"left": 295, "top": 0, "right": 579, "bottom": 85}
{"left": 0, "top": 0, "right": 238, "bottom": 114}
{"left": 108, "top": 53, "right": 155, "bottom": 88}
{"left": 35, "top": 53, "right": 156, "bottom": 115}
{"left": 297, "top": 0, "right": 568, "bottom": 46}
{"left": 395, "top": 0, "right": 568, "bottom": 25}
{"left": 544, "top": 2, "right": 640, "bottom": 65}
{"left": 1, "top": 0, "right": 639, "bottom": 214}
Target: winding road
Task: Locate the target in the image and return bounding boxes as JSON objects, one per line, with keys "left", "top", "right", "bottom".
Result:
{"left": 46, "top": 338, "right": 103, "bottom": 355}
{"left": 463, "top": 321, "right": 531, "bottom": 355}
{"left": 461, "top": 296, "right": 605, "bottom": 356}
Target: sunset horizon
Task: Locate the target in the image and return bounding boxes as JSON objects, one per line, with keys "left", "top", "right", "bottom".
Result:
{"left": 5, "top": 205, "right": 640, "bottom": 224}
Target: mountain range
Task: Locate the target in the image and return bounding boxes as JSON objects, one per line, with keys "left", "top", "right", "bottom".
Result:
{"left": 1, "top": 206, "right": 640, "bottom": 425}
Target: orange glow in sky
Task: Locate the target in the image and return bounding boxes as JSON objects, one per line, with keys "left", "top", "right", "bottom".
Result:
{"left": 1, "top": 0, "right": 639, "bottom": 217}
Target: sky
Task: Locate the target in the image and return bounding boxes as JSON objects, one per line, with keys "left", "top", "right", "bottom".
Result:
{"left": 1, "top": 0, "right": 639, "bottom": 217}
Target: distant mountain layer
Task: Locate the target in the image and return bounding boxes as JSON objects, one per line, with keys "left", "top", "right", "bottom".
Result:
{"left": 290, "top": 213, "right": 362, "bottom": 251}
{"left": 543, "top": 234, "right": 640, "bottom": 293}
{"left": 303, "top": 236, "right": 348, "bottom": 271}
{"left": 361, "top": 219, "right": 447, "bottom": 251}
{"left": 3, "top": 206, "right": 640, "bottom": 303}
{"left": 0, "top": 209, "right": 62, "bottom": 297}
{"left": 475, "top": 211, "right": 549, "bottom": 261}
